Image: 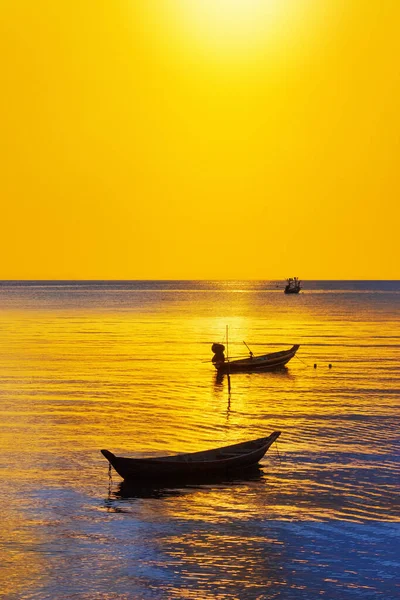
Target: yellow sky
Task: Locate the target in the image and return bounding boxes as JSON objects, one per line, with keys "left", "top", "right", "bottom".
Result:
{"left": 1, "top": 0, "right": 399, "bottom": 279}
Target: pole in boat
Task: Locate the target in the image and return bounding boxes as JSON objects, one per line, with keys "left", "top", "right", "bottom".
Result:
{"left": 243, "top": 340, "right": 254, "bottom": 358}
{"left": 226, "top": 325, "right": 231, "bottom": 393}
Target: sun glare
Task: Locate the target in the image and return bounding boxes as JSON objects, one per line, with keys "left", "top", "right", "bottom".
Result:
{"left": 178, "top": 0, "right": 287, "bottom": 53}
{"left": 185, "top": 0, "right": 281, "bottom": 29}
{"left": 140, "top": 0, "right": 322, "bottom": 64}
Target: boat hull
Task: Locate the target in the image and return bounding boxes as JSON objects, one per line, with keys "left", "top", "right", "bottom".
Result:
{"left": 284, "top": 278, "right": 301, "bottom": 293}
{"left": 214, "top": 344, "right": 299, "bottom": 373}
{"left": 101, "top": 432, "right": 280, "bottom": 481}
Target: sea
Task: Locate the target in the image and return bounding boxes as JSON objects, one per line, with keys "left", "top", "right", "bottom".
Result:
{"left": 0, "top": 280, "right": 399, "bottom": 599}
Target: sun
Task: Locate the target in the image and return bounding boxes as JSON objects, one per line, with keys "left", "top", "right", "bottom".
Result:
{"left": 177, "top": 0, "right": 285, "bottom": 52}
{"left": 133, "top": 0, "right": 335, "bottom": 78}
{"left": 139, "top": 0, "right": 318, "bottom": 64}
{"left": 185, "top": 0, "right": 281, "bottom": 26}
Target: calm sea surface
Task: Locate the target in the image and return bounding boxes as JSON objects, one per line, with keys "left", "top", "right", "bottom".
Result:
{"left": 0, "top": 280, "right": 399, "bottom": 599}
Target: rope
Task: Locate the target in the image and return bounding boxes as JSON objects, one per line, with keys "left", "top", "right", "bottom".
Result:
{"left": 108, "top": 463, "right": 113, "bottom": 498}
{"left": 274, "top": 439, "right": 282, "bottom": 465}
{"left": 295, "top": 354, "right": 310, "bottom": 367}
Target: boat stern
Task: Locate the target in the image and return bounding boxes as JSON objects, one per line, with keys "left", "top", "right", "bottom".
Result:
{"left": 101, "top": 449, "right": 116, "bottom": 462}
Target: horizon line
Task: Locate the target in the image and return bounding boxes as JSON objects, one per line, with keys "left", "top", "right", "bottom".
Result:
{"left": 0, "top": 278, "right": 399, "bottom": 283}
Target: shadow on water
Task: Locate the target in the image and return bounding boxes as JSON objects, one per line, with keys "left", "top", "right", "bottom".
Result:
{"left": 105, "top": 465, "right": 265, "bottom": 504}
{"left": 214, "top": 366, "right": 295, "bottom": 387}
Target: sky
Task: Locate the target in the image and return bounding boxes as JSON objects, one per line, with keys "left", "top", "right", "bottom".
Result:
{"left": 1, "top": 0, "right": 399, "bottom": 280}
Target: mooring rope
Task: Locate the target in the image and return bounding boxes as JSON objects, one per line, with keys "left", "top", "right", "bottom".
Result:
{"left": 274, "top": 439, "right": 282, "bottom": 465}
{"left": 295, "top": 354, "right": 311, "bottom": 367}
{"left": 108, "top": 463, "right": 113, "bottom": 498}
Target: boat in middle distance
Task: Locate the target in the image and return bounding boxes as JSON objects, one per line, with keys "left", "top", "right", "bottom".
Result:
{"left": 211, "top": 343, "right": 300, "bottom": 373}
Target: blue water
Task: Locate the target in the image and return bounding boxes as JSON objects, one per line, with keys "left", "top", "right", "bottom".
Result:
{"left": 0, "top": 280, "right": 399, "bottom": 599}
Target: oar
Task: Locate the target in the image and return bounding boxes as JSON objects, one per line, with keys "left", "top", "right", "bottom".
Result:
{"left": 243, "top": 340, "right": 254, "bottom": 358}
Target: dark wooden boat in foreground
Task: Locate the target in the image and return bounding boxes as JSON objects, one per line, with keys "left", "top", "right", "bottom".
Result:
{"left": 116, "top": 466, "right": 264, "bottom": 497}
{"left": 212, "top": 344, "right": 300, "bottom": 373}
{"left": 101, "top": 431, "right": 281, "bottom": 482}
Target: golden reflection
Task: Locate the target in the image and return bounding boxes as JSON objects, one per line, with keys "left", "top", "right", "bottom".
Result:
{"left": 1, "top": 281, "right": 398, "bottom": 552}
{"left": 0, "top": 510, "right": 43, "bottom": 598}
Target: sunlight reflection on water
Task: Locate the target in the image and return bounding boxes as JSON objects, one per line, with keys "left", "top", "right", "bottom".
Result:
{"left": 0, "top": 281, "right": 399, "bottom": 598}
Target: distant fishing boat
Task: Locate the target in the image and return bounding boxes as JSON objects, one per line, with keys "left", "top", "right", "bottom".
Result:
{"left": 284, "top": 277, "right": 302, "bottom": 294}
{"left": 101, "top": 432, "right": 281, "bottom": 481}
{"left": 211, "top": 343, "right": 300, "bottom": 373}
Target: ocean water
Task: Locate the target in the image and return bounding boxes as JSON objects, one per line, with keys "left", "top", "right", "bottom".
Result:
{"left": 0, "top": 280, "right": 399, "bottom": 599}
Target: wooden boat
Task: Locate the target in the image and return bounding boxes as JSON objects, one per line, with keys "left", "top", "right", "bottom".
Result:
{"left": 212, "top": 344, "right": 300, "bottom": 373}
{"left": 117, "top": 466, "right": 264, "bottom": 497}
{"left": 284, "top": 277, "right": 301, "bottom": 294}
{"left": 101, "top": 431, "right": 281, "bottom": 482}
